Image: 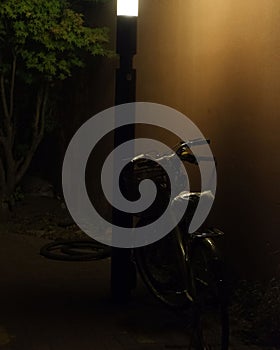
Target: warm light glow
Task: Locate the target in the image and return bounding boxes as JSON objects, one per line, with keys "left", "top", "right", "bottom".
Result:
{"left": 117, "top": 0, "right": 138, "bottom": 16}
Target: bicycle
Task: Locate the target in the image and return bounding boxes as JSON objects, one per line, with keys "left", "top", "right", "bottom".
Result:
{"left": 40, "top": 138, "right": 229, "bottom": 349}
{"left": 121, "top": 138, "right": 229, "bottom": 350}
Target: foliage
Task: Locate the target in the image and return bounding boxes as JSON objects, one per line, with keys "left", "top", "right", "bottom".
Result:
{"left": 0, "top": 0, "right": 112, "bottom": 207}
{"left": 0, "top": 0, "right": 111, "bottom": 82}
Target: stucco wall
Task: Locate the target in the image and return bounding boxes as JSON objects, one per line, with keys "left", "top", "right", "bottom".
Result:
{"left": 135, "top": 0, "right": 280, "bottom": 278}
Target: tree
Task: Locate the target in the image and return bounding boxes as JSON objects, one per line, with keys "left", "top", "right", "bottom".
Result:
{"left": 0, "top": 0, "right": 111, "bottom": 210}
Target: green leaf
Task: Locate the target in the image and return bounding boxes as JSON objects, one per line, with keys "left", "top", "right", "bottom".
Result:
{"left": 0, "top": 0, "right": 111, "bottom": 81}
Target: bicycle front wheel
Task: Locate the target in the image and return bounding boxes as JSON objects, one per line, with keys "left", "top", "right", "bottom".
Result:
{"left": 190, "top": 238, "right": 229, "bottom": 350}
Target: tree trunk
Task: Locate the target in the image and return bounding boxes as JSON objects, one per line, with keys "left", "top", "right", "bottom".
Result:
{"left": 0, "top": 163, "right": 11, "bottom": 222}
{"left": 0, "top": 57, "right": 49, "bottom": 219}
{"left": 15, "top": 84, "right": 49, "bottom": 184}
{"left": 0, "top": 152, "right": 15, "bottom": 222}
{"left": 0, "top": 56, "right": 16, "bottom": 216}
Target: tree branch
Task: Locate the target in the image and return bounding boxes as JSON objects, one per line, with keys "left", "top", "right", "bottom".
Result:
{"left": 9, "top": 55, "right": 16, "bottom": 120}
{"left": 0, "top": 135, "right": 9, "bottom": 159}
{"left": 0, "top": 73, "right": 13, "bottom": 144}
{"left": 0, "top": 74, "right": 9, "bottom": 122}
{"left": 34, "top": 86, "right": 43, "bottom": 131}
{"left": 0, "top": 136, "right": 8, "bottom": 200}
{"left": 38, "top": 83, "right": 49, "bottom": 139}
{"left": 15, "top": 85, "right": 48, "bottom": 184}
{"left": 9, "top": 56, "right": 17, "bottom": 146}
{"left": 0, "top": 157, "right": 5, "bottom": 198}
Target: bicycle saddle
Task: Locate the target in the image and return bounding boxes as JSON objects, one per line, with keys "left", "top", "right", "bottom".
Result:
{"left": 172, "top": 190, "right": 214, "bottom": 204}
{"left": 171, "top": 190, "right": 214, "bottom": 224}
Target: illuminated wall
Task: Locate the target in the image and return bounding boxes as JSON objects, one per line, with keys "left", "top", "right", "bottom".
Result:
{"left": 135, "top": 0, "right": 280, "bottom": 278}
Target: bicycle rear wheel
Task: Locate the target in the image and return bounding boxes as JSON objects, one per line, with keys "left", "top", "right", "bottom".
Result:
{"left": 135, "top": 229, "right": 192, "bottom": 309}
{"left": 190, "top": 238, "right": 229, "bottom": 350}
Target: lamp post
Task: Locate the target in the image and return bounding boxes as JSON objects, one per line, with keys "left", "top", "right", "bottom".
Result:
{"left": 115, "top": 0, "right": 138, "bottom": 106}
{"left": 111, "top": 0, "right": 139, "bottom": 302}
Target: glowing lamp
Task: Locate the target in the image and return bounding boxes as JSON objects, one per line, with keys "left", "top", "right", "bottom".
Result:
{"left": 117, "top": 0, "right": 139, "bottom": 17}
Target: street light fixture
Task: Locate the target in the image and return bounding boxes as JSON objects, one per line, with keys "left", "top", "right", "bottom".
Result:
{"left": 115, "top": 0, "right": 138, "bottom": 105}
{"left": 117, "top": 0, "right": 138, "bottom": 17}
{"left": 111, "top": 0, "right": 139, "bottom": 302}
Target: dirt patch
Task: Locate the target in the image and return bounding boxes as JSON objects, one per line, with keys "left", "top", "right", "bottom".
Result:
{"left": 0, "top": 195, "right": 88, "bottom": 241}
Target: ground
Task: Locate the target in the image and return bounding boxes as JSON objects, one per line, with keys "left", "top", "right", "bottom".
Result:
{"left": 0, "top": 195, "right": 278, "bottom": 349}
{"left": 0, "top": 195, "right": 85, "bottom": 241}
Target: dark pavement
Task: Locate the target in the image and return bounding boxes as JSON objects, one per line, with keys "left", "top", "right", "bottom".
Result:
{"left": 0, "top": 232, "right": 266, "bottom": 350}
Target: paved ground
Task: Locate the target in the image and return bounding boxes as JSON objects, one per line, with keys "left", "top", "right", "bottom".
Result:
{"left": 0, "top": 232, "right": 269, "bottom": 350}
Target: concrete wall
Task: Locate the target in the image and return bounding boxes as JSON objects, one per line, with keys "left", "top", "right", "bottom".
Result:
{"left": 135, "top": 0, "right": 280, "bottom": 278}
{"left": 49, "top": 0, "right": 279, "bottom": 279}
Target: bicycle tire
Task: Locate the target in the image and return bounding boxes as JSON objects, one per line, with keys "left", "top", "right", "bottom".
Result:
{"left": 189, "top": 238, "right": 229, "bottom": 350}
{"left": 134, "top": 221, "right": 192, "bottom": 309}
{"left": 40, "top": 240, "right": 112, "bottom": 261}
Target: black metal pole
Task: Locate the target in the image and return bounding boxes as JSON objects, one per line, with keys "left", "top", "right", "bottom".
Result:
{"left": 111, "top": 15, "right": 137, "bottom": 303}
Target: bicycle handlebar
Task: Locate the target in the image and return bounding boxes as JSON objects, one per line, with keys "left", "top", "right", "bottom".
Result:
{"left": 180, "top": 138, "right": 210, "bottom": 148}
{"left": 179, "top": 151, "right": 198, "bottom": 164}
{"left": 176, "top": 138, "right": 211, "bottom": 164}
{"left": 129, "top": 139, "right": 213, "bottom": 167}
